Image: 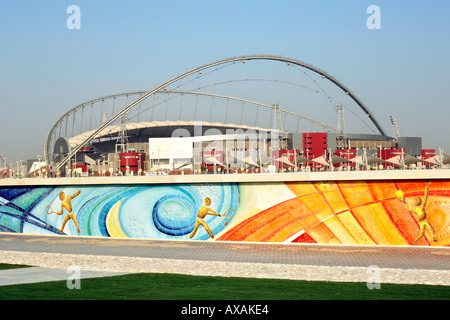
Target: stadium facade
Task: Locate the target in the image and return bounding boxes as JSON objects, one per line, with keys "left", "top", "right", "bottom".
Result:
{"left": 41, "top": 117, "right": 439, "bottom": 177}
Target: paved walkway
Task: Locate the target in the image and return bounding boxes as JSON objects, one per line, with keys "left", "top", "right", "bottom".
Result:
{"left": 0, "top": 233, "right": 449, "bottom": 286}
{"left": 0, "top": 267, "right": 129, "bottom": 286}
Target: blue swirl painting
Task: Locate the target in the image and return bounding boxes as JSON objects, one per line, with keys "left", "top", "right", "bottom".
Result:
{"left": 0, "top": 183, "right": 239, "bottom": 240}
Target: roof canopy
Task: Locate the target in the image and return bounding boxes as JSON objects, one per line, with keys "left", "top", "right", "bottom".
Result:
{"left": 68, "top": 121, "right": 270, "bottom": 148}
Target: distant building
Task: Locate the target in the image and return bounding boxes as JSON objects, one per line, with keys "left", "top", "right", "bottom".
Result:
{"left": 302, "top": 132, "right": 328, "bottom": 170}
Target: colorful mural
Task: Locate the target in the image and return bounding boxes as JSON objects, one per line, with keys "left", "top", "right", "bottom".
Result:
{"left": 0, "top": 180, "right": 449, "bottom": 246}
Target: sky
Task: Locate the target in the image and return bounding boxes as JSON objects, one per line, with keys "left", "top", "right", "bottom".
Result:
{"left": 0, "top": 0, "right": 449, "bottom": 163}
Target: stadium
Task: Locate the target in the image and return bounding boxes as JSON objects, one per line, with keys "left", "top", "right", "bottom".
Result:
{"left": 37, "top": 55, "right": 447, "bottom": 177}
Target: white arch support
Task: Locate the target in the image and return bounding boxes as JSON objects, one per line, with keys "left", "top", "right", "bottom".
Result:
{"left": 55, "top": 55, "right": 385, "bottom": 170}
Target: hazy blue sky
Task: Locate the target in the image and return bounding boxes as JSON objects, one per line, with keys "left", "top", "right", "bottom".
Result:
{"left": 1, "top": 0, "right": 449, "bottom": 163}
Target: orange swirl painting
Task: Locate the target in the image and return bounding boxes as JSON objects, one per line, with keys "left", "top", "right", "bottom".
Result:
{"left": 218, "top": 180, "right": 450, "bottom": 246}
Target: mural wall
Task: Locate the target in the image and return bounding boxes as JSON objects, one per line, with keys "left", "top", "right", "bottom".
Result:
{"left": 0, "top": 180, "right": 449, "bottom": 246}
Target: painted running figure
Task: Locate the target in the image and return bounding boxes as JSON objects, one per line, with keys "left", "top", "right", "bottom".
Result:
{"left": 189, "top": 197, "right": 221, "bottom": 239}
{"left": 395, "top": 182, "right": 437, "bottom": 243}
{"left": 48, "top": 190, "right": 81, "bottom": 233}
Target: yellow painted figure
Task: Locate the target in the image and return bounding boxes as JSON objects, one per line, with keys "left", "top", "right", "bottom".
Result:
{"left": 189, "top": 197, "right": 221, "bottom": 239}
{"left": 48, "top": 190, "right": 81, "bottom": 233}
{"left": 395, "top": 183, "right": 437, "bottom": 243}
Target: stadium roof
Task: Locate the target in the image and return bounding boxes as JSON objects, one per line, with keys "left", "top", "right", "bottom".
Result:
{"left": 68, "top": 120, "right": 272, "bottom": 148}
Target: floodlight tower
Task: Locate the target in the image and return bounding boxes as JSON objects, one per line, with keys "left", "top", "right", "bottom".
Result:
{"left": 336, "top": 104, "right": 347, "bottom": 148}
{"left": 390, "top": 116, "right": 400, "bottom": 140}
{"left": 115, "top": 112, "right": 129, "bottom": 153}
{"left": 272, "top": 104, "right": 282, "bottom": 152}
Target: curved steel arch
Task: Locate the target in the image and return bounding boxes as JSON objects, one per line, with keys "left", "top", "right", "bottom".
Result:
{"left": 46, "top": 89, "right": 337, "bottom": 162}
{"left": 44, "top": 91, "right": 145, "bottom": 163}
{"left": 167, "top": 90, "right": 337, "bottom": 131}
{"left": 55, "top": 55, "right": 385, "bottom": 170}
{"left": 213, "top": 55, "right": 385, "bottom": 135}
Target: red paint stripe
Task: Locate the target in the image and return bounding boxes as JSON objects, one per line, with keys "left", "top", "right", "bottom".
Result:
{"left": 292, "top": 232, "right": 316, "bottom": 243}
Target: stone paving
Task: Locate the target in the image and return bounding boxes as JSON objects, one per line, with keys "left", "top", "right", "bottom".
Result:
{"left": 0, "top": 266, "right": 129, "bottom": 286}
{"left": 0, "top": 233, "right": 449, "bottom": 286}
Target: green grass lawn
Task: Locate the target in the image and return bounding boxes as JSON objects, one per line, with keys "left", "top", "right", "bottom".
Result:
{"left": 0, "top": 263, "right": 32, "bottom": 270}
{"left": 0, "top": 269, "right": 449, "bottom": 300}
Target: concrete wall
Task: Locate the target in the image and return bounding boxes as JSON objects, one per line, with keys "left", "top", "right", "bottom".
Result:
{"left": 0, "top": 170, "right": 449, "bottom": 246}
{"left": 397, "top": 136, "right": 422, "bottom": 156}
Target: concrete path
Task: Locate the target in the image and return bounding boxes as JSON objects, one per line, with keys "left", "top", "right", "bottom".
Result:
{"left": 0, "top": 233, "right": 449, "bottom": 286}
{"left": 0, "top": 266, "right": 129, "bottom": 286}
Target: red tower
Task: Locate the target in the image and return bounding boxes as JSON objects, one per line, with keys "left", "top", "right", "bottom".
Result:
{"left": 302, "top": 132, "right": 328, "bottom": 169}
